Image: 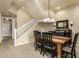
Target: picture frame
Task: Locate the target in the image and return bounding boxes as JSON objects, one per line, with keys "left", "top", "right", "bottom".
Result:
{"left": 56, "top": 20, "right": 69, "bottom": 29}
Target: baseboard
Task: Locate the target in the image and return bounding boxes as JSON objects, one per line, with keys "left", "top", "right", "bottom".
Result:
{"left": 14, "top": 41, "right": 34, "bottom": 47}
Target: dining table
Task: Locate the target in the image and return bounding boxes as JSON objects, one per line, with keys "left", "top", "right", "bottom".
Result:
{"left": 52, "top": 36, "right": 70, "bottom": 58}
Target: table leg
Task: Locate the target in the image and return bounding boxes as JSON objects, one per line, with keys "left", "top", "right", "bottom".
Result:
{"left": 57, "top": 44, "right": 61, "bottom": 58}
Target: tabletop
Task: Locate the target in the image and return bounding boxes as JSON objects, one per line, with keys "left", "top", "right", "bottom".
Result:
{"left": 52, "top": 36, "right": 70, "bottom": 44}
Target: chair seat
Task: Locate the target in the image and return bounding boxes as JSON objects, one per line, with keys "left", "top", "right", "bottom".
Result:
{"left": 44, "top": 45, "right": 56, "bottom": 50}
{"left": 62, "top": 46, "right": 72, "bottom": 53}
{"left": 37, "top": 42, "right": 42, "bottom": 45}
{"left": 43, "top": 45, "right": 57, "bottom": 57}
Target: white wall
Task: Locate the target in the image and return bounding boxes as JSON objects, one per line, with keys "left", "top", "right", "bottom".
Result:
{"left": 12, "top": 18, "right": 15, "bottom": 40}
{"left": 55, "top": 5, "right": 79, "bottom": 45}
{"left": 49, "top": 10, "right": 56, "bottom": 19}
{"left": 17, "top": 9, "right": 32, "bottom": 28}
{"left": 0, "top": 14, "right": 2, "bottom": 42}
{"left": 56, "top": 5, "right": 79, "bottom": 32}
{"left": 37, "top": 23, "right": 53, "bottom": 32}
{"left": 8, "top": 7, "right": 17, "bottom": 15}
{"left": 37, "top": 10, "right": 56, "bottom": 32}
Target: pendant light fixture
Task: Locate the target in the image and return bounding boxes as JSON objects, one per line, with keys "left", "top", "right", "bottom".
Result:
{"left": 43, "top": 0, "right": 55, "bottom": 23}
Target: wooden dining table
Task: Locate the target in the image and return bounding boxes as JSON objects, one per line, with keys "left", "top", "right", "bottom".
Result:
{"left": 52, "top": 36, "right": 70, "bottom": 58}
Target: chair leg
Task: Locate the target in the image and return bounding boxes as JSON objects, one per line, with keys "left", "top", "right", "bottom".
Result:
{"left": 40, "top": 47, "right": 42, "bottom": 55}
{"left": 34, "top": 42, "right": 35, "bottom": 45}
{"left": 51, "top": 49, "right": 57, "bottom": 58}
{"left": 51, "top": 52, "right": 55, "bottom": 58}
{"left": 74, "top": 50, "right": 76, "bottom": 58}
{"left": 42, "top": 49, "right": 46, "bottom": 56}
{"left": 64, "top": 53, "right": 68, "bottom": 58}
{"left": 51, "top": 52, "right": 53, "bottom": 58}
{"left": 39, "top": 46, "right": 43, "bottom": 56}
{"left": 41, "top": 46, "right": 45, "bottom": 56}
{"left": 35, "top": 47, "right": 37, "bottom": 51}
{"left": 71, "top": 53, "right": 73, "bottom": 58}
{"left": 43, "top": 50, "right": 45, "bottom": 56}
{"left": 35, "top": 45, "right": 38, "bottom": 51}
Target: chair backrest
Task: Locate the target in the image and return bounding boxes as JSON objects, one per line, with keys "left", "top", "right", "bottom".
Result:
{"left": 42, "top": 32, "right": 53, "bottom": 46}
{"left": 34, "top": 31, "right": 41, "bottom": 43}
{"left": 55, "top": 30, "right": 65, "bottom": 36}
{"left": 71, "top": 33, "right": 79, "bottom": 52}
{"left": 49, "top": 31, "right": 56, "bottom": 36}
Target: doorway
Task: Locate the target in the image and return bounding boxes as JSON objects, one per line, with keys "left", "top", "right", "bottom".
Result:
{"left": 2, "top": 17, "right": 15, "bottom": 43}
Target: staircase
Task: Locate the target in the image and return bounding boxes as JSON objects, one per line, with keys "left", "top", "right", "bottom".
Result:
{"left": 15, "top": 19, "right": 38, "bottom": 46}
{"left": 16, "top": 19, "right": 37, "bottom": 39}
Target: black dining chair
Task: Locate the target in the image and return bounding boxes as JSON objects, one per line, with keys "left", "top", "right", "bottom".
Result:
{"left": 34, "top": 31, "right": 39, "bottom": 45}
{"left": 33, "top": 31, "right": 43, "bottom": 54}
{"left": 42, "top": 32, "right": 56, "bottom": 57}
{"left": 62, "top": 33, "right": 79, "bottom": 58}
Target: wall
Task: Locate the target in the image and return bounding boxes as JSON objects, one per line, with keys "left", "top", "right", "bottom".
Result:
{"left": 49, "top": 10, "right": 56, "bottom": 19}
{"left": 17, "top": 9, "right": 32, "bottom": 28}
{"left": 0, "top": 14, "right": 2, "bottom": 42}
{"left": 37, "top": 10, "right": 56, "bottom": 32}
{"left": 8, "top": 7, "right": 17, "bottom": 15}
{"left": 56, "top": 5, "right": 79, "bottom": 32}
{"left": 55, "top": 5, "right": 79, "bottom": 45}
{"left": 12, "top": 18, "right": 15, "bottom": 40}
{"left": 37, "top": 23, "right": 53, "bottom": 32}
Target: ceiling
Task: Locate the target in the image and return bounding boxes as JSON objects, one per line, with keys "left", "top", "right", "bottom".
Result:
{"left": 50, "top": 0, "right": 79, "bottom": 11}
{"left": 11, "top": 0, "right": 79, "bottom": 11}
{"left": 0, "top": 0, "right": 12, "bottom": 13}
{"left": 0, "top": 0, "right": 79, "bottom": 19}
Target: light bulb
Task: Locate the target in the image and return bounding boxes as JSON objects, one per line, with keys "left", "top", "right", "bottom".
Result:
{"left": 51, "top": 18, "right": 55, "bottom": 22}
{"left": 46, "top": 17, "right": 50, "bottom": 22}
{"left": 43, "top": 18, "right": 47, "bottom": 22}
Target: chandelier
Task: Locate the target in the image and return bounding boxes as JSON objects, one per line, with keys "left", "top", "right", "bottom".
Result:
{"left": 43, "top": 0, "right": 55, "bottom": 23}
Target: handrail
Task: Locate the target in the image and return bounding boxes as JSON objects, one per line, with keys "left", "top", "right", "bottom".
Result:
{"left": 16, "top": 19, "right": 35, "bottom": 31}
